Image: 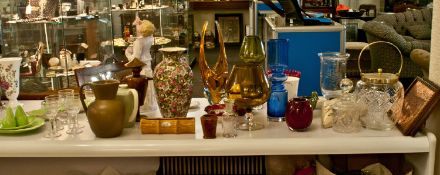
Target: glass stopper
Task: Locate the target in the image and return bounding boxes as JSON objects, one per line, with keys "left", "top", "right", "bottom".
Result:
{"left": 339, "top": 75, "right": 353, "bottom": 93}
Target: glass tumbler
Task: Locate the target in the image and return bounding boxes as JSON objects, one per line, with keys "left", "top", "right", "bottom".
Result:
{"left": 332, "top": 101, "right": 362, "bottom": 133}
{"left": 318, "top": 52, "right": 349, "bottom": 99}
{"left": 201, "top": 114, "right": 218, "bottom": 139}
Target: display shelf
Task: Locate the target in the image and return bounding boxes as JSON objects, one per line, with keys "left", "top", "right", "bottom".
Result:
{"left": 110, "top": 0, "right": 191, "bottom": 67}
{"left": 0, "top": 0, "right": 113, "bottom": 92}
{"left": 189, "top": 0, "right": 250, "bottom": 10}
{"left": 111, "top": 5, "right": 170, "bottom": 12}
{"left": 0, "top": 98, "right": 435, "bottom": 174}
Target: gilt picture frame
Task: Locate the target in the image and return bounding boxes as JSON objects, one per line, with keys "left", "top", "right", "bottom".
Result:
{"left": 393, "top": 77, "right": 440, "bottom": 136}
{"left": 214, "top": 14, "right": 243, "bottom": 45}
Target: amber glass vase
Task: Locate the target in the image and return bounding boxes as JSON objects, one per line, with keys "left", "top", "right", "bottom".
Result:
{"left": 226, "top": 64, "right": 270, "bottom": 131}
{"left": 199, "top": 21, "right": 228, "bottom": 104}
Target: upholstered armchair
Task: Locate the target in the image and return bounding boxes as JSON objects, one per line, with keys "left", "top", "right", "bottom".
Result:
{"left": 362, "top": 8, "right": 432, "bottom": 79}
{"left": 410, "top": 49, "right": 430, "bottom": 78}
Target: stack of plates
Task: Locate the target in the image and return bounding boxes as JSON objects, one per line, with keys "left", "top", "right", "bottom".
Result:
{"left": 0, "top": 116, "right": 45, "bottom": 134}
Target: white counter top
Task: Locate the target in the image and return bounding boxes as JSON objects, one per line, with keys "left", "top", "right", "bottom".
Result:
{"left": 0, "top": 98, "right": 434, "bottom": 158}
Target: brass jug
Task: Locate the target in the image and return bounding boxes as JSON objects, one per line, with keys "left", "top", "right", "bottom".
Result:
{"left": 80, "top": 80, "right": 125, "bottom": 138}
{"left": 199, "top": 21, "right": 228, "bottom": 104}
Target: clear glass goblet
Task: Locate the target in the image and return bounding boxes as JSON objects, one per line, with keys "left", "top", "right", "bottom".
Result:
{"left": 66, "top": 94, "right": 83, "bottom": 135}
{"left": 58, "top": 89, "right": 74, "bottom": 126}
{"left": 43, "top": 95, "right": 61, "bottom": 138}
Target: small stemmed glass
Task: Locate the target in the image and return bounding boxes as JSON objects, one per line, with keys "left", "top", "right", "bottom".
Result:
{"left": 43, "top": 95, "right": 61, "bottom": 138}
{"left": 58, "top": 89, "right": 75, "bottom": 128}
{"left": 66, "top": 94, "right": 83, "bottom": 135}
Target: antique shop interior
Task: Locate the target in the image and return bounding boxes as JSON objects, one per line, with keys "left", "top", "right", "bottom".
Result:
{"left": 0, "top": 0, "right": 439, "bottom": 174}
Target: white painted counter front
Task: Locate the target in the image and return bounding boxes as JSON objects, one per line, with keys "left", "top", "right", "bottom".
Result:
{"left": 0, "top": 98, "right": 436, "bottom": 175}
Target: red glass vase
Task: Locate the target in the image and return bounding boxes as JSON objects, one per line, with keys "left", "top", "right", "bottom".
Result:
{"left": 285, "top": 97, "right": 313, "bottom": 131}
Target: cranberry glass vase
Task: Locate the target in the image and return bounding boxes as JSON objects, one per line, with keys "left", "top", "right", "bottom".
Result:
{"left": 285, "top": 97, "right": 313, "bottom": 131}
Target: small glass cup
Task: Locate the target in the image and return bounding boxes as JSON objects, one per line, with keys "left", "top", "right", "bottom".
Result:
{"left": 66, "top": 94, "right": 83, "bottom": 135}
{"left": 43, "top": 95, "right": 61, "bottom": 138}
{"left": 201, "top": 114, "right": 218, "bottom": 139}
{"left": 332, "top": 101, "right": 362, "bottom": 133}
{"left": 222, "top": 115, "right": 237, "bottom": 138}
{"left": 58, "top": 89, "right": 75, "bottom": 124}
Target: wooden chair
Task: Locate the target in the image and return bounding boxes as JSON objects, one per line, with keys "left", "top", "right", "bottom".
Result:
{"left": 74, "top": 62, "right": 132, "bottom": 87}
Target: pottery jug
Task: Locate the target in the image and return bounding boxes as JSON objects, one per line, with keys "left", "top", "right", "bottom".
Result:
{"left": 154, "top": 47, "right": 193, "bottom": 118}
{"left": 117, "top": 84, "right": 138, "bottom": 128}
{"left": 285, "top": 97, "right": 313, "bottom": 131}
{"left": 80, "top": 80, "right": 125, "bottom": 138}
{"left": 125, "top": 67, "right": 148, "bottom": 121}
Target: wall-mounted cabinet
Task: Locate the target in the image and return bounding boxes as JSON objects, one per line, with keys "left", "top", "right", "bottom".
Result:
{"left": 0, "top": 0, "right": 113, "bottom": 98}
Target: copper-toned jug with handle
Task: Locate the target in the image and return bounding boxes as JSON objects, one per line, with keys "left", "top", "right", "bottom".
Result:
{"left": 80, "top": 80, "right": 125, "bottom": 138}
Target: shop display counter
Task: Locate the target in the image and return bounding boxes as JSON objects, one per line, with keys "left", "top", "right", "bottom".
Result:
{"left": 0, "top": 98, "right": 435, "bottom": 175}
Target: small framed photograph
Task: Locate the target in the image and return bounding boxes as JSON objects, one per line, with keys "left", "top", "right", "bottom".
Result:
{"left": 393, "top": 77, "right": 440, "bottom": 136}
{"left": 215, "top": 14, "right": 243, "bottom": 44}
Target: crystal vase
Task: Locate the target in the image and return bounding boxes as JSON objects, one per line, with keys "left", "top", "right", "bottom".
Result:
{"left": 0, "top": 57, "right": 22, "bottom": 107}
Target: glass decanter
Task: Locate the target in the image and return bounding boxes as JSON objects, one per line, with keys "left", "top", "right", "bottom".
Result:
{"left": 225, "top": 35, "right": 270, "bottom": 130}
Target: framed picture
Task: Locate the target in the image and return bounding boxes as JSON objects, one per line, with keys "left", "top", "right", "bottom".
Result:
{"left": 393, "top": 77, "right": 440, "bottom": 136}
{"left": 214, "top": 14, "right": 243, "bottom": 45}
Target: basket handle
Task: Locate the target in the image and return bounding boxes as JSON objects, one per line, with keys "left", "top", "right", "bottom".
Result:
{"left": 358, "top": 41, "right": 403, "bottom": 76}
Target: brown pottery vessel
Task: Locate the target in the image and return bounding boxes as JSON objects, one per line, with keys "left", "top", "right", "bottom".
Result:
{"left": 80, "top": 80, "right": 125, "bottom": 138}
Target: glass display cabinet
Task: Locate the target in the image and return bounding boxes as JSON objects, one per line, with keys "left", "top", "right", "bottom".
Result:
{"left": 0, "top": 0, "right": 113, "bottom": 98}
{"left": 110, "top": 0, "right": 193, "bottom": 67}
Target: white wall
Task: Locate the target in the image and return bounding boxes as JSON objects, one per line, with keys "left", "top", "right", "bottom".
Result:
{"left": 427, "top": 0, "right": 440, "bottom": 174}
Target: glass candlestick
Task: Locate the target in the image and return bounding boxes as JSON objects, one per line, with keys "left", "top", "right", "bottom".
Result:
{"left": 267, "top": 39, "right": 288, "bottom": 122}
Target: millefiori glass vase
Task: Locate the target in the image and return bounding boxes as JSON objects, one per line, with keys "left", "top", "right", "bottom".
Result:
{"left": 154, "top": 47, "right": 193, "bottom": 118}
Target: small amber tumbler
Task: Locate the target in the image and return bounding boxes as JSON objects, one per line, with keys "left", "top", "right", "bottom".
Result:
{"left": 201, "top": 114, "right": 218, "bottom": 139}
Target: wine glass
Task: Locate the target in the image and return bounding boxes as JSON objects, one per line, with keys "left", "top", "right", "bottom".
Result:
{"left": 58, "top": 89, "right": 74, "bottom": 126}
{"left": 225, "top": 64, "right": 270, "bottom": 131}
{"left": 43, "top": 95, "right": 61, "bottom": 138}
{"left": 66, "top": 94, "right": 83, "bottom": 135}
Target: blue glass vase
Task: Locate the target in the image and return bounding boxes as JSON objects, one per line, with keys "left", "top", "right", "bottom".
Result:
{"left": 267, "top": 39, "right": 288, "bottom": 122}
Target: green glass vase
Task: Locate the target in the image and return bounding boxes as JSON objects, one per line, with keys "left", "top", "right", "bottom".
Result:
{"left": 239, "top": 36, "right": 266, "bottom": 64}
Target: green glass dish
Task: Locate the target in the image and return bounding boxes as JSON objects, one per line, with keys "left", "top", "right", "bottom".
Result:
{"left": 0, "top": 116, "right": 36, "bottom": 130}
{"left": 0, "top": 117, "right": 45, "bottom": 134}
